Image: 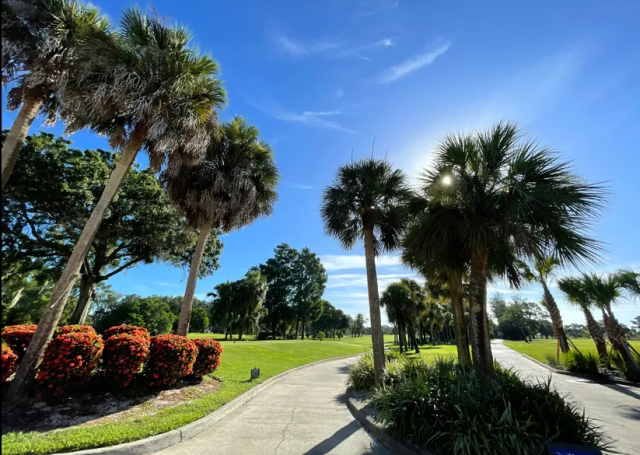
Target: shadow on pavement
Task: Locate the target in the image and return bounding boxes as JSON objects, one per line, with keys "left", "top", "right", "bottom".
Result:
{"left": 600, "top": 383, "right": 640, "bottom": 401}
{"left": 301, "top": 420, "right": 363, "bottom": 454}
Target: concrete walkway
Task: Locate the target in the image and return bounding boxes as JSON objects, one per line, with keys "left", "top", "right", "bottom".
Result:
{"left": 157, "top": 356, "right": 390, "bottom": 455}
{"left": 492, "top": 340, "right": 640, "bottom": 455}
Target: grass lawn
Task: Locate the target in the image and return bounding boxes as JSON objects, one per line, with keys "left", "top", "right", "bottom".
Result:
{"left": 388, "top": 342, "right": 458, "bottom": 361}
{"left": 2, "top": 335, "right": 390, "bottom": 455}
{"left": 504, "top": 338, "right": 640, "bottom": 364}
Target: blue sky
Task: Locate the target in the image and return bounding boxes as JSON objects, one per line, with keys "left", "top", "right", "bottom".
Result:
{"left": 3, "top": 0, "right": 639, "bottom": 325}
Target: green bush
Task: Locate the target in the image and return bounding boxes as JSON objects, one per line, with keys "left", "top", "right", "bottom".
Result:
{"left": 544, "top": 353, "right": 561, "bottom": 369}
{"left": 316, "top": 331, "right": 326, "bottom": 341}
{"left": 561, "top": 351, "right": 601, "bottom": 376}
{"left": 371, "top": 358, "right": 610, "bottom": 455}
{"left": 347, "top": 350, "right": 406, "bottom": 390}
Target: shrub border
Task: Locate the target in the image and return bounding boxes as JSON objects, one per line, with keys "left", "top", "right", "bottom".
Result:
{"left": 57, "top": 353, "right": 362, "bottom": 455}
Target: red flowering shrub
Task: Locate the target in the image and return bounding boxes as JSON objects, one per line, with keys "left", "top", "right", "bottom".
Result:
{"left": 191, "top": 338, "right": 223, "bottom": 378}
{"left": 2, "top": 343, "right": 18, "bottom": 382}
{"left": 57, "top": 325, "right": 97, "bottom": 336}
{"left": 36, "top": 332, "right": 104, "bottom": 400}
{"left": 103, "top": 324, "right": 150, "bottom": 342}
{"left": 146, "top": 335, "right": 198, "bottom": 387}
{"left": 1, "top": 324, "right": 37, "bottom": 360}
{"left": 102, "top": 332, "right": 150, "bottom": 388}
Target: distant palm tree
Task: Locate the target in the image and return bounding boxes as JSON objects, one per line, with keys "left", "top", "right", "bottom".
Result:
{"left": 427, "top": 122, "right": 605, "bottom": 377}
{"left": 557, "top": 277, "right": 608, "bottom": 364}
{"left": 381, "top": 280, "right": 420, "bottom": 353}
{"left": 8, "top": 8, "right": 226, "bottom": 402}
{"left": 582, "top": 271, "right": 640, "bottom": 375}
{"left": 524, "top": 258, "right": 570, "bottom": 354}
{"left": 234, "top": 270, "right": 268, "bottom": 340}
{"left": 163, "top": 117, "right": 279, "bottom": 335}
{"left": 208, "top": 281, "right": 237, "bottom": 340}
{"left": 321, "top": 158, "right": 410, "bottom": 385}
{"left": 1, "top": 0, "right": 110, "bottom": 189}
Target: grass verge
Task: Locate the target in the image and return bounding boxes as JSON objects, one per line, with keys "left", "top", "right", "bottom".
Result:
{"left": 504, "top": 338, "right": 640, "bottom": 364}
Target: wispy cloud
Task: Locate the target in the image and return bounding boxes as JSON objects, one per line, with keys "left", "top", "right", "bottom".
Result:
{"left": 275, "top": 34, "right": 342, "bottom": 57}
{"left": 274, "top": 110, "right": 355, "bottom": 133}
{"left": 321, "top": 254, "right": 402, "bottom": 271}
{"left": 289, "top": 183, "right": 313, "bottom": 190}
{"left": 326, "top": 272, "right": 417, "bottom": 289}
{"left": 379, "top": 41, "right": 451, "bottom": 83}
{"left": 357, "top": 0, "right": 399, "bottom": 18}
{"left": 155, "top": 282, "right": 179, "bottom": 287}
{"left": 273, "top": 32, "right": 394, "bottom": 61}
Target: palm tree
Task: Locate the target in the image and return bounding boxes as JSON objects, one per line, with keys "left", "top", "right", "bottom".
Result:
{"left": 8, "top": 8, "right": 226, "bottom": 402}
{"left": 208, "top": 281, "right": 237, "bottom": 340}
{"left": 524, "top": 258, "right": 570, "bottom": 353}
{"left": 234, "top": 270, "right": 268, "bottom": 341}
{"left": 428, "top": 122, "right": 605, "bottom": 377}
{"left": 557, "top": 277, "right": 608, "bottom": 364}
{"left": 163, "top": 116, "right": 279, "bottom": 336}
{"left": 381, "top": 280, "right": 420, "bottom": 354}
{"left": 1, "top": 0, "right": 110, "bottom": 189}
{"left": 321, "top": 158, "right": 410, "bottom": 385}
{"left": 582, "top": 271, "right": 640, "bottom": 375}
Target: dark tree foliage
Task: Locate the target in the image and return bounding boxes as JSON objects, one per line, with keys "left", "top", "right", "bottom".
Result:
{"left": 92, "top": 295, "right": 176, "bottom": 335}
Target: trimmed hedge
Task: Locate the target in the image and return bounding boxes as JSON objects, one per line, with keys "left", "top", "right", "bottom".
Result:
{"left": 191, "top": 338, "right": 223, "bottom": 378}
{"left": 1, "top": 324, "right": 37, "bottom": 360}
{"left": 145, "top": 335, "right": 198, "bottom": 387}
{"left": 103, "top": 324, "right": 150, "bottom": 341}
{"left": 57, "top": 325, "right": 97, "bottom": 336}
{"left": 2, "top": 343, "right": 18, "bottom": 382}
{"left": 102, "top": 332, "right": 150, "bottom": 388}
{"left": 36, "top": 332, "right": 104, "bottom": 400}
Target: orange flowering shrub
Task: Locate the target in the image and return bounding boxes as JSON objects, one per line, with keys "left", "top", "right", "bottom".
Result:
{"left": 57, "top": 325, "right": 97, "bottom": 336}
{"left": 102, "top": 332, "right": 150, "bottom": 388}
{"left": 146, "top": 335, "right": 198, "bottom": 387}
{"left": 191, "top": 338, "right": 223, "bottom": 378}
{"left": 36, "top": 332, "right": 104, "bottom": 400}
{"left": 2, "top": 343, "right": 18, "bottom": 382}
{"left": 1, "top": 324, "right": 37, "bottom": 360}
{"left": 103, "top": 324, "right": 150, "bottom": 342}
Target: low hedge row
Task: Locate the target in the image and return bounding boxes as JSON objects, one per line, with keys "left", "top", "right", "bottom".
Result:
{"left": 1, "top": 324, "right": 223, "bottom": 401}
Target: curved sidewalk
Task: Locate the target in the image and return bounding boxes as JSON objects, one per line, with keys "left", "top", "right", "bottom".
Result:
{"left": 492, "top": 340, "right": 640, "bottom": 455}
{"left": 157, "top": 356, "right": 390, "bottom": 455}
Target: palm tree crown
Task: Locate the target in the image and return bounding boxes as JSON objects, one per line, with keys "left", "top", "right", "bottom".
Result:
{"left": 59, "top": 7, "right": 226, "bottom": 168}
{"left": 320, "top": 158, "right": 411, "bottom": 254}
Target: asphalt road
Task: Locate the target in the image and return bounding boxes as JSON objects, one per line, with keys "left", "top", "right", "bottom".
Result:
{"left": 492, "top": 339, "right": 640, "bottom": 455}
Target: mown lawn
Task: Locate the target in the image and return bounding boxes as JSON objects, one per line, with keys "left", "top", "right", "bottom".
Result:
{"left": 504, "top": 338, "right": 640, "bottom": 363}
{"left": 2, "top": 335, "right": 384, "bottom": 455}
{"left": 388, "top": 342, "right": 458, "bottom": 361}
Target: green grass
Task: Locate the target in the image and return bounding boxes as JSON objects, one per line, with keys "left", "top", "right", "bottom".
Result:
{"left": 2, "top": 335, "right": 385, "bottom": 455}
{"left": 388, "top": 342, "right": 458, "bottom": 361}
{"left": 504, "top": 338, "right": 640, "bottom": 364}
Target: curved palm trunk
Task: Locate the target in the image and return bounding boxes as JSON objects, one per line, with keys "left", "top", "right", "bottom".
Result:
{"left": 177, "top": 218, "right": 214, "bottom": 336}
{"left": 582, "top": 306, "right": 608, "bottom": 365}
{"left": 541, "top": 280, "right": 570, "bottom": 354}
{"left": 363, "top": 228, "right": 385, "bottom": 386}
{"left": 69, "top": 274, "right": 96, "bottom": 325}
{"left": 7, "top": 127, "right": 146, "bottom": 403}
{"left": 448, "top": 270, "right": 471, "bottom": 362}
{"left": 469, "top": 250, "right": 494, "bottom": 378}
{"left": 603, "top": 307, "right": 639, "bottom": 374}
{"left": 2, "top": 97, "right": 43, "bottom": 190}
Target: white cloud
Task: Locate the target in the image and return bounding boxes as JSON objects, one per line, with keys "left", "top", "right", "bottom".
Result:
{"left": 155, "top": 281, "right": 178, "bottom": 287}
{"left": 289, "top": 183, "right": 313, "bottom": 190}
{"left": 379, "top": 41, "right": 451, "bottom": 83}
{"left": 275, "top": 34, "right": 342, "bottom": 57}
{"left": 275, "top": 110, "right": 355, "bottom": 133}
{"left": 326, "top": 272, "right": 417, "bottom": 289}
{"left": 321, "top": 254, "right": 402, "bottom": 271}
{"left": 274, "top": 32, "right": 394, "bottom": 61}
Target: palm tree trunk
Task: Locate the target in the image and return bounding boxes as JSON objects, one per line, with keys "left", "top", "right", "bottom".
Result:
{"left": 7, "top": 126, "right": 146, "bottom": 403}
{"left": 430, "top": 323, "right": 435, "bottom": 345}
{"left": 69, "top": 274, "right": 96, "bottom": 325}
{"left": 582, "top": 307, "right": 608, "bottom": 365}
{"left": 541, "top": 280, "right": 570, "bottom": 354}
{"left": 177, "top": 218, "right": 213, "bottom": 336}
{"left": 411, "top": 325, "right": 420, "bottom": 353}
{"left": 469, "top": 249, "right": 494, "bottom": 378}
{"left": 603, "top": 308, "right": 639, "bottom": 374}
{"left": 363, "top": 228, "right": 385, "bottom": 386}
{"left": 1, "top": 96, "right": 43, "bottom": 190}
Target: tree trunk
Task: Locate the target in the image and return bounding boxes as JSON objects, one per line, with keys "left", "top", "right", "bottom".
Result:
{"left": 295, "top": 318, "right": 300, "bottom": 340}
{"left": 177, "top": 218, "right": 213, "bottom": 336}
{"left": 2, "top": 96, "right": 43, "bottom": 190}
{"left": 7, "top": 127, "right": 146, "bottom": 403}
{"left": 469, "top": 249, "right": 494, "bottom": 378}
{"left": 541, "top": 280, "right": 570, "bottom": 354}
{"left": 410, "top": 325, "right": 420, "bottom": 353}
{"left": 69, "top": 274, "right": 96, "bottom": 325}
{"left": 603, "top": 308, "right": 639, "bottom": 374}
{"left": 272, "top": 320, "right": 277, "bottom": 340}
{"left": 363, "top": 228, "right": 385, "bottom": 385}
{"left": 393, "top": 323, "right": 398, "bottom": 345}
{"left": 398, "top": 322, "right": 404, "bottom": 353}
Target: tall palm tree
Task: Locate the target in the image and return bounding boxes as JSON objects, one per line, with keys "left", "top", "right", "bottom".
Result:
{"left": 381, "top": 280, "right": 420, "bottom": 354}
{"left": 234, "top": 270, "right": 268, "bottom": 340}
{"left": 321, "top": 158, "right": 411, "bottom": 385}
{"left": 524, "top": 258, "right": 570, "bottom": 353}
{"left": 557, "top": 277, "right": 608, "bottom": 364}
{"left": 582, "top": 271, "right": 640, "bottom": 374}
{"left": 428, "top": 122, "right": 605, "bottom": 377}
{"left": 163, "top": 116, "right": 279, "bottom": 336}
{"left": 8, "top": 9, "right": 226, "bottom": 402}
{"left": 1, "top": 0, "right": 110, "bottom": 189}
{"left": 208, "top": 281, "right": 237, "bottom": 340}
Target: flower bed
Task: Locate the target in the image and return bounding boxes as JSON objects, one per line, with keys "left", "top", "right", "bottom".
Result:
{"left": 145, "top": 335, "right": 198, "bottom": 387}
{"left": 56, "top": 325, "right": 97, "bottom": 336}
{"left": 1, "top": 324, "right": 37, "bottom": 360}
{"left": 191, "top": 338, "right": 223, "bottom": 378}
{"left": 2, "top": 343, "right": 18, "bottom": 382}
{"left": 102, "top": 332, "right": 151, "bottom": 388}
{"left": 103, "top": 324, "right": 150, "bottom": 341}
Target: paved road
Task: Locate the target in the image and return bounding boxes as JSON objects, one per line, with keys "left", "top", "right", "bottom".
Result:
{"left": 157, "top": 356, "right": 389, "bottom": 455}
{"left": 492, "top": 340, "right": 640, "bottom": 455}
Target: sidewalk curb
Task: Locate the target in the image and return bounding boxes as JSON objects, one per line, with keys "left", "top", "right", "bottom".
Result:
{"left": 345, "top": 391, "right": 429, "bottom": 455}
{"left": 59, "top": 353, "right": 362, "bottom": 455}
